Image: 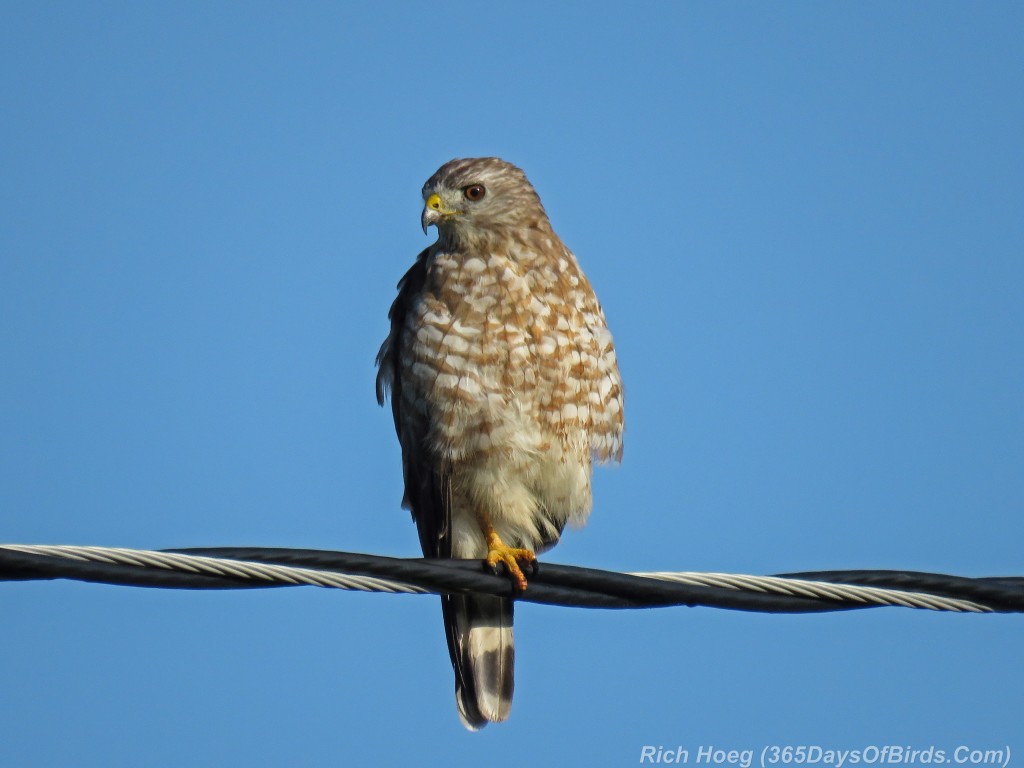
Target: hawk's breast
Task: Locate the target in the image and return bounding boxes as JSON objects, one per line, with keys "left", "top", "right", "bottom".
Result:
{"left": 398, "top": 244, "right": 623, "bottom": 467}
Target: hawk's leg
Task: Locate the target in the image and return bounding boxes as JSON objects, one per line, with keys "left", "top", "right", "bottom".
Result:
{"left": 477, "top": 511, "right": 537, "bottom": 591}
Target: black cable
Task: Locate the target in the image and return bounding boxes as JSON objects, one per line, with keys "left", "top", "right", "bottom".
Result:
{"left": 778, "top": 569, "right": 1024, "bottom": 613}
{"left": 3, "top": 545, "right": 1022, "bottom": 614}
{"left": 0, "top": 548, "right": 264, "bottom": 591}
{"left": 175, "top": 547, "right": 861, "bottom": 613}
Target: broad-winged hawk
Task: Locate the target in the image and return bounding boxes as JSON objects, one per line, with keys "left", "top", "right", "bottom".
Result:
{"left": 376, "top": 157, "right": 624, "bottom": 728}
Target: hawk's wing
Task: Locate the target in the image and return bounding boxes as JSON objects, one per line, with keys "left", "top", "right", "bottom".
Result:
{"left": 375, "top": 248, "right": 450, "bottom": 559}
{"left": 375, "top": 248, "right": 512, "bottom": 729}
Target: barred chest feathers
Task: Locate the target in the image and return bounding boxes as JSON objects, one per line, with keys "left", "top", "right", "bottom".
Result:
{"left": 401, "top": 240, "right": 619, "bottom": 460}
{"left": 397, "top": 241, "right": 621, "bottom": 552}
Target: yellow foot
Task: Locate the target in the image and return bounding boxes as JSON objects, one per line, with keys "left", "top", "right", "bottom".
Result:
{"left": 485, "top": 543, "right": 536, "bottom": 591}
{"left": 483, "top": 531, "right": 537, "bottom": 591}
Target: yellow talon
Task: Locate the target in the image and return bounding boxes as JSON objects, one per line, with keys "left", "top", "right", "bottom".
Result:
{"left": 481, "top": 520, "right": 536, "bottom": 591}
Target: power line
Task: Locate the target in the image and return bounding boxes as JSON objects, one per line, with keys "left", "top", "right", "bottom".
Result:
{"left": 3, "top": 543, "right": 1022, "bottom": 614}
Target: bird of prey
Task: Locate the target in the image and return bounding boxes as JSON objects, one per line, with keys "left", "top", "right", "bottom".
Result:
{"left": 376, "top": 157, "right": 624, "bottom": 729}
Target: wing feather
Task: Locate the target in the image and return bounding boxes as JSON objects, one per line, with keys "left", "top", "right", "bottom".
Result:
{"left": 376, "top": 247, "right": 513, "bottom": 728}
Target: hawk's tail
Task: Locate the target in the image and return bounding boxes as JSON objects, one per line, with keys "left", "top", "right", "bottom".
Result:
{"left": 442, "top": 593, "right": 514, "bottom": 730}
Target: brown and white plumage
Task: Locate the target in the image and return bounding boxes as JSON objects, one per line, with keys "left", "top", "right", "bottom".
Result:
{"left": 376, "top": 157, "right": 623, "bottom": 728}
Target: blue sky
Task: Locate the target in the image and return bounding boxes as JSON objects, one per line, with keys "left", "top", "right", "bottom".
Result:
{"left": 2, "top": 2, "right": 1022, "bottom": 765}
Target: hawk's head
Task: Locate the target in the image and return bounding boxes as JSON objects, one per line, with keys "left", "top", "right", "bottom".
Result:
{"left": 420, "top": 157, "right": 551, "bottom": 243}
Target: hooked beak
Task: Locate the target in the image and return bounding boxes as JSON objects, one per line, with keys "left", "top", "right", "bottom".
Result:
{"left": 421, "top": 193, "right": 459, "bottom": 234}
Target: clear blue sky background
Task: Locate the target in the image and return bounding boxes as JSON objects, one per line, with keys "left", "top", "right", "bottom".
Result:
{"left": 2, "top": 3, "right": 1022, "bottom": 766}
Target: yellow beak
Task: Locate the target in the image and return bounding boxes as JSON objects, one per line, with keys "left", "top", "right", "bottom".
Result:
{"left": 421, "top": 193, "right": 459, "bottom": 233}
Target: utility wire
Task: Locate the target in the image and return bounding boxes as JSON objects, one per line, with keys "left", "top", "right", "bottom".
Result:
{"left": 4, "top": 543, "right": 1022, "bottom": 614}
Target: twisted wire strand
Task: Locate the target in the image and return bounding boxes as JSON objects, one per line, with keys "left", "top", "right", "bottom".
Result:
{"left": 1, "top": 543, "right": 1009, "bottom": 614}
{"left": 634, "top": 571, "right": 987, "bottom": 612}
{"left": 0, "top": 544, "right": 428, "bottom": 595}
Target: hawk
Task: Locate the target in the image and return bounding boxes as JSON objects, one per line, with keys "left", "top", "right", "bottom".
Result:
{"left": 376, "top": 157, "right": 624, "bottom": 728}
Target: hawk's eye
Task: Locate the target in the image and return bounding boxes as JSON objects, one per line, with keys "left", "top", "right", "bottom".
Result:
{"left": 464, "top": 185, "right": 486, "bottom": 201}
